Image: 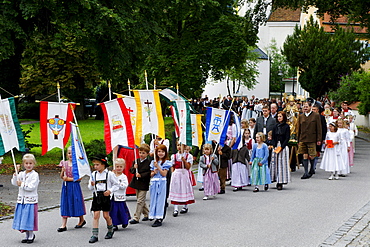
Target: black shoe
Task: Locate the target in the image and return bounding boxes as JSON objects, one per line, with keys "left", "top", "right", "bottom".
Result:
{"left": 152, "top": 219, "right": 162, "bottom": 227}
{"left": 27, "top": 235, "right": 35, "bottom": 244}
{"left": 142, "top": 217, "right": 149, "bottom": 221}
{"left": 218, "top": 190, "right": 225, "bottom": 194}
{"left": 129, "top": 219, "right": 139, "bottom": 224}
{"left": 198, "top": 187, "right": 204, "bottom": 191}
{"left": 89, "top": 236, "right": 98, "bottom": 243}
{"left": 233, "top": 187, "right": 238, "bottom": 192}
{"left": 113, "top": 225, "right": 118, "bottom": 231}
{"left": 301, "top": 174, "right": 310, "bottom": 179}
{"left": 105, "top": 231, "right": 114, "bottom": 239}
{"left": 264, "top": 184, "right": 269, "bottom": 191}
{"left": 238, "top": 187, "right": 243, "bottom": 191}
{"left": 180, "top": 208, "right": 188, "bottom": 214}
{"left": 277, "top": 184, "right": 283, "bottom": 190}
{"left": 75, "top": 220, "right": 86, "bottom": 228}
{"left": 253, "top": 188, "right": 259, "bottom": 193}
{"left": 122, "top": 224, "right": 128, "bottom": 228}
{"left": 21, "top": 238, "right": 28, "bottom": 243}
{"left": 173, "top": 210, "right": 178, "bottom": 217}
{"left": 57, "top": 227, "right": 67, "bottom": 232}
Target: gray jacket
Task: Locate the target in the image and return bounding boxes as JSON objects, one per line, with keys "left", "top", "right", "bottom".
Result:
{"left": 199, "top": 154, "right": 219, "bottom": 175}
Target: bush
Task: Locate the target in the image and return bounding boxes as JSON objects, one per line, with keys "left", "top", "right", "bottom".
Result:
{"left": 17, "top": 102, "right": 39, "bottom": 119}
{"left": 84, "top": 139, "right": 112, "bottom": 164}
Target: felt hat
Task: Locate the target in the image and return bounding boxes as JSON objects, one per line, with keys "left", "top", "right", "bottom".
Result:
{"left": 91, "top": 154, "right": 109, "bottom": 167}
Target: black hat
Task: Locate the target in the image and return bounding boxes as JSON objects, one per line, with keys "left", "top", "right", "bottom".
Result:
{"left": 91, "top": 154, "right": 109, "bottom": 167}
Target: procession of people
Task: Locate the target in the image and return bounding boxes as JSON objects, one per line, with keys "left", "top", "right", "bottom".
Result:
{"left": 9, "top": 93, "right": 359, "bottom": 244}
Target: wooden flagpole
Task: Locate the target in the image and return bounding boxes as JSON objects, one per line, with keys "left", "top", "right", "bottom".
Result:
{"left": 57, "top": 83, "right": 65, "bottom": 162}
{"left": 144, "top": 70, "right": 149, "bottom": 90}
{"left": 128, "top": 79, "right": 132, "bottom": 97}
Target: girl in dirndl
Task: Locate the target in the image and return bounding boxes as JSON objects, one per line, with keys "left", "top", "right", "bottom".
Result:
{"left": 230, "top": 129, "right": 251, "bottom": 191}
{"left": 199, "top": 144, "right": 220, "bottom": 200}
{"left": 110, "top": 158, "right": 131, "bottom": 231}
{"left": 270, "top": 111, "right": 291, "bottom": 190}
{"left": 250, "top": 132, "right": 271, "bottom": 192}
{"left": 12, "top": 154, "right": 39, "bottom": 244}
{"left": 57, "top": 147, "right": 86, "bottom": 232}
{"left": 169, "top": 143, "right": 195, "bottom": 217}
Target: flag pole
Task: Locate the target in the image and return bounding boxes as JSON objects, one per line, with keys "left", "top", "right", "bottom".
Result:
{"left": 69, "top": 105, "right": 95, "bottom": 195}
{"left": 108, "top": 81, "right": 112, "bottom": 101}
{"left": 144, "top": 70, "right": 149, "bottom": 90}
{"left": 57, "top": 82, "right": 65, "bottom": 162}
{"left": 128, "top": 79, "right": 132, "bottom": 97}
{"left": 154, "top": 78, "right": 156, "bottom": 90}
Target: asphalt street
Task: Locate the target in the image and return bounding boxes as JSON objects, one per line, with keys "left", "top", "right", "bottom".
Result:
{"left": 0, "top": 137, "right": 369, "bottom": 247}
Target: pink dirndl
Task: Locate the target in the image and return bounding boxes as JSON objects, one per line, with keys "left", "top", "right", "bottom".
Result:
{"left": 203, "top": 168, "right": 220, "bottom": 197}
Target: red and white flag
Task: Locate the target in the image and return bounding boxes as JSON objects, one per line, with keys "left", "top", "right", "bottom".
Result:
{"left": 169, "top": 105, "right": 180, "bottom": 138}
{"left": 40, "top": 102, "right": 75, "bottom": 155}
{"left": 100, "top": 98, "right": 135, "bottom": 154}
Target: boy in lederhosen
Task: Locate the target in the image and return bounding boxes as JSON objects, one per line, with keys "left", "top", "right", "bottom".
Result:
{"left": 88, "top": 155, "right": 119, "bottom": 243}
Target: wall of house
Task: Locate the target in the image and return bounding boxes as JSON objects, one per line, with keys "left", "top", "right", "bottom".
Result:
{"left": 202, "top": 59, "right": 270, "bottom": 99}
{"left": 352, "top": 110, "right": 370, "bottom": 128}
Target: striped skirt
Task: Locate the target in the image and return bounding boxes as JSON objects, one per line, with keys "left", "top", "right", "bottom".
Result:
{"left": 270, "top": 146, "right": 291, "bottom": 184}
{"left": 169, "top": 169, "right": 195, "bottom": 205}
{"left": 203, "top": 168, "right": 220, "bottom": 197}
{"left": 250, "top": 158, "right": 271, "bottom": 185}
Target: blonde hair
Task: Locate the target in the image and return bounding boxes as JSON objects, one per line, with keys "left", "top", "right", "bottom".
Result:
{"left": 256, "top": 132, "right": 266, "bottom": 142}
{"left": 22, "top": 153, "right": 36, "bottom": 165}
{"left": 114, "top": 158, "right": 126, "bottom": 167}
{"left": 203, "top": 143, "right": 213, "bottom": 153}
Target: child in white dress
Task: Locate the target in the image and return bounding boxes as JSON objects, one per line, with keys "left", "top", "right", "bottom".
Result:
{"left": 320, "top": 123, "right": 346, "bottom": 180}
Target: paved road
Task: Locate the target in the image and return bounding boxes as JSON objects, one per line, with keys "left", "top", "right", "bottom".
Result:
{"left": 0, "top": 138, "right": 369, "bottom": 247}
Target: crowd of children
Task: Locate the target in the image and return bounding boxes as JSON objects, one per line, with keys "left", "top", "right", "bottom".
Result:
{"left": 10, "top": 99, "right": 359, "bottom": 244}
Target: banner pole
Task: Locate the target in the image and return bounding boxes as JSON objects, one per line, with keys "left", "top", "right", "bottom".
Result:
{"left": 128, "top": 79, "right": 132, "bottom": 97}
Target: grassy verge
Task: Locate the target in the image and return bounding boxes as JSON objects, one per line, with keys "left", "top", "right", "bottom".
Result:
{"left": 1, "top": 117, "right": 174, "bottom": 168}
{"left": 0, "top": 202, "right": 15, "bottom": 217}
{"left": 358, "top": 125, "right": 370, "bottom": 134}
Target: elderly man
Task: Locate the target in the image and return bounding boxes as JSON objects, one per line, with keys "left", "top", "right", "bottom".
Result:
{"left": 297, "top": 101, "right": 322, "bottom": 179}
{"left": 270, "top": 103, "right": 278, "bottom": 118}
{"left": 254, "top": 105, "right": 276, "bottom": 140}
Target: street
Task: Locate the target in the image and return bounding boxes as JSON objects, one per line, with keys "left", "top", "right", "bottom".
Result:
{"left": 0, "top": 138, "right": 369, "bottom": 247}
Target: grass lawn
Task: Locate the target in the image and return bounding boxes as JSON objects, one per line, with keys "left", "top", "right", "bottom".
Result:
{"left": 1, "top": 117, "right": 174, "bottom": 167}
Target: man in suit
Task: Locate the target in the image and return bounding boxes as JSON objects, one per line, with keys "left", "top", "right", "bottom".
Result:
{"left": 312, "top": 104, "right": 327, "bottom": 174}
{"left": 254, "top": 105, "right": 277, "bottom": 140}
{"left": 270, "top": 103, "right": 278, "bottom": 119}
{"left": 297, "top": 101, "right": 322, "bottom": 179}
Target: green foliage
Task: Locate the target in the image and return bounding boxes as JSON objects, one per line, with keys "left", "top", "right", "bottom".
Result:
{"left": 265, "top": 39, "right": 295, "bottom": 93}
{"left": 22, "top": 124, "right": 42, "bottom": 151}
{"left": 17, "top": 102, "right": 39, "bottom": 119}
{"left": 83, "top": 139, "right": 112, "bottom": 162}
{"left": 328, "top": 74, "right": 360, "bottom": 104}
{"left": 283, "top": 16, "right": 369, "bottom": 98}
{"left": 355, "top": 73, "right": 370, "bottom": 115}
{"left": 329, "top": 71, "right": 370, "bottom": 115}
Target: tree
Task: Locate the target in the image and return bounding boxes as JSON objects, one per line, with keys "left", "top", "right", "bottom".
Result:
{"left": 252, "top": 0, "right": 370, "bottom": 31}
{"left": 265, "top": 39, "right": 295, "bottom": 93}
{"left": 329, "top": 71, "right": 370, "bottom": 115}
{"left": 282, "top": 16, "right": 369, "bottom": 98}
{"left": 143, "top": 1, "right": 259, "bottom": 98}
{"left": 20, "top": 32, "right": 101, "bottom": 119}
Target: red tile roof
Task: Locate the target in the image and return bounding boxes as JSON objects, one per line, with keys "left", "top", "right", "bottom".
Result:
{"left": 268, "top": 8, "right": 301, "bottom": 22}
